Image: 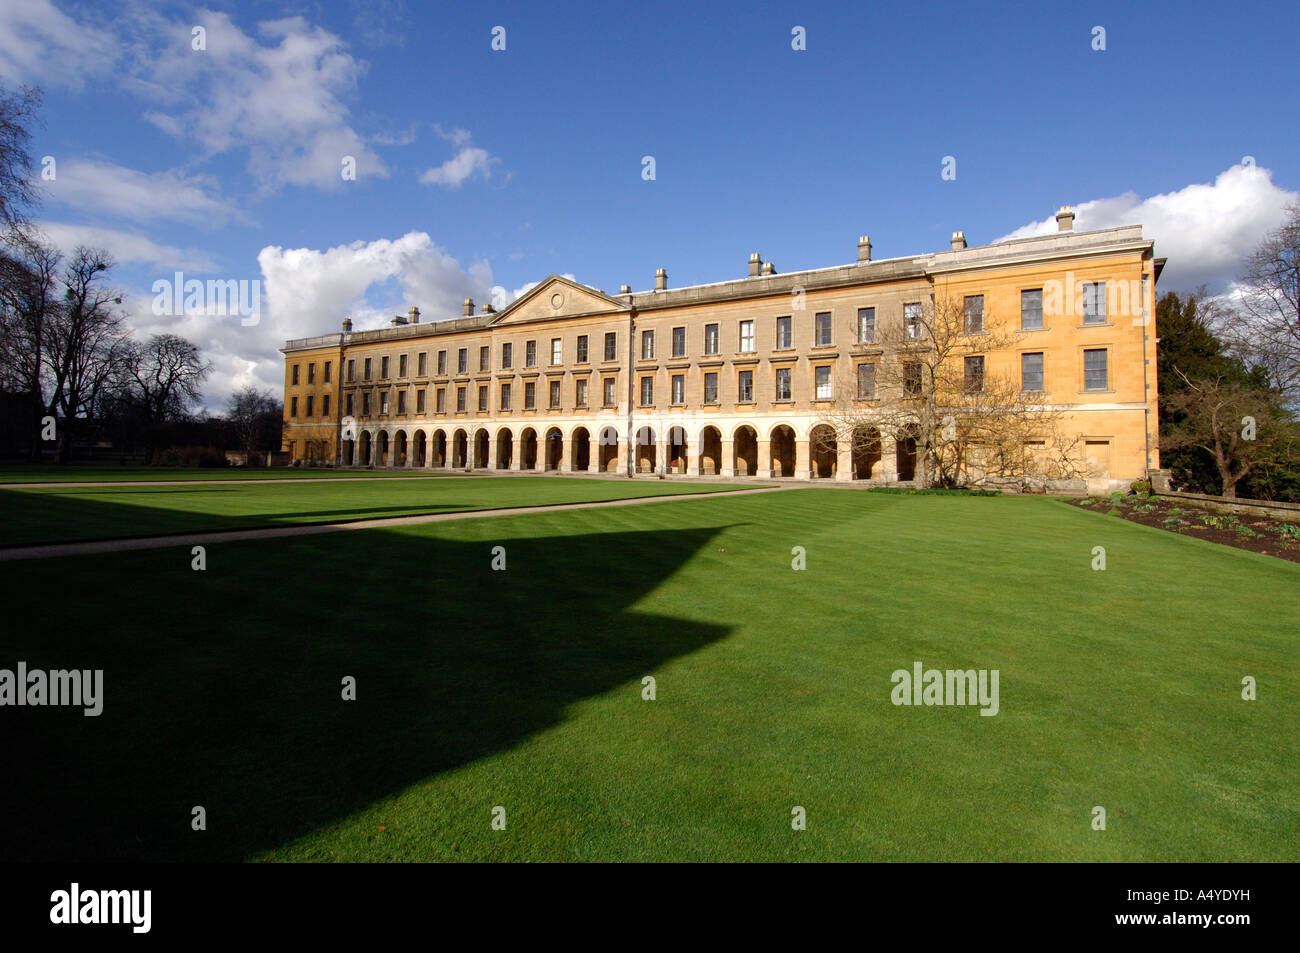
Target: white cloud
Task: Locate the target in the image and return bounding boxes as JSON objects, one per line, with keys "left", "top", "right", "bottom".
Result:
{"left": 256, "top": 231, "right": 500, "bottom": 339}
{"left": 0, "top": 0, "right": 117, "bottom": 88}
{"left": 42, "top": 158, "right": 239, "bottom": 226}
{"left": 138, "top": 12, "right": 386, "bottom": 191}
{"left": 996, "top": 163, "right": 1298, "bottom": 291}
{"left": 419, "top": 146, "right": 498, "bottom": 188}
{"left": 108, "top": 232, "right": 563, "bottom": 413}
{"left": 35, "top": 221, "right": 219, "bottom": 272}
{"left": 432, "top": 124, "right": 473, "bottom": 147}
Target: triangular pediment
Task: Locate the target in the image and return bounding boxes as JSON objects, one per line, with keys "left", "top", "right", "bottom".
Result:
{"left": 489, "top": 275, "right": 626, "bottom": 326}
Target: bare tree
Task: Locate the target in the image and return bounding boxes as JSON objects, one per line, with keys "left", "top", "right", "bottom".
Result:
{"left": 42, "top": 247, "right": 128, "bottom": 462}
{"left": 1222, "top": 204, "right": 1300, "bottom": 401}
{"left": 119, "top": 333, "right": 211, "bottom": 459}
{"left": 0, "top": 230, "right": 60, "bottom": 459}
{"left": 0, "top": 81, "right": 42, "bottom": 233}
{"left": 227, "top": 386, "right": 281, "bottom": 463}
{"left": 813, "top": 289, "right": 1084, "bottom": 488}
{"left": 1162, "top": 367, "right": 1298, "bottom": 499}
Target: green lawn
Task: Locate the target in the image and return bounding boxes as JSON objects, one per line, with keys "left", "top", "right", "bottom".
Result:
{"left": 0, "top": 489, "right": 1295, "bottom": 861}
{"left": 0, "top": 464, "right": 472, "bottom": 483}
{"left": 0, "top": 475, "right": 747, "bottom": 547}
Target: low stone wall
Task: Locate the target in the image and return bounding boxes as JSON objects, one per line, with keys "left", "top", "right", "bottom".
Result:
{"left": 1153, "top": 489, "right": 1300, "bottom": 522}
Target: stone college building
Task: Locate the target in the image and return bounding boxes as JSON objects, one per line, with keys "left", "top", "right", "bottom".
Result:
{"left": 281, "top": 207, "right": 1164, "bottom": 493}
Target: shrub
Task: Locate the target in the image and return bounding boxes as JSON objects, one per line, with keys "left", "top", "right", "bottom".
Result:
{"left": 867, "top": 487, "right": 1001, "bottom": 497}
{"left": 1106, "top": 507, "right": 1123, "bottom": 516}
{"left": 1129, "top": 480, "right": 1152, "bottom": 495}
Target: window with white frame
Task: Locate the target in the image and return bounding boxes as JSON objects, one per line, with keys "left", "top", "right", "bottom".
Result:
{"left": 963, "top": 295, "right": 984, "bottom": 334}
{"left": 1082, "top": 282, "right": 1108, "bottom": 324}
{"left": 815, "top": 365, "right": 832, "bottom": 399}
{"left": 814, "top": 311, "right": 832, "bottom": 347}
{"left": 904, "top": 303, "right": 923, "bottom": 339}
{"left": 857, "top": 363, "right": 876, "bottom": 399}
{"left": 739, "top": 320, "right": 755, "bottom": 352}
{"left": 776, "top": 315, "right": 792, "bottom": 349}
{"left": 1021, "top": 289, "right": 1043, "bottom": 330}
{"left": 857, "top": 307, "right": 875, "bottom": 343}
{"left": 775, "top": 367, "right": 791, "bottom": 400}
{"left": 1021, "top": 352, "right": 1044, "bottom": 392}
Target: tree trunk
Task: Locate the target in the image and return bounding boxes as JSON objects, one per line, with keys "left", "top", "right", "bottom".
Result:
{"left": 1218, "top": 463, "right": 1238, "bottom": 499}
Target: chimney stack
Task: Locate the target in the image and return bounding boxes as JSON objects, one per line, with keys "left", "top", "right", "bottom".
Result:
{"left": 1056, "top": 205, "right": 1075, "bottom": 232}
{"left": 409, "top": 306, "right": 420, "bottom": 324}
{"left": 748, "top": 252, "right": 762, "bottom": 277}
{"left": 858, "top": 235, "right": 872, "bottom": 262}
{"left": 463, "top": 297, "right": 474, "bottom": 316}
{"left": 619, "top": 284, "right": 631, "bottom": 294}
{"left": 654, "top": 268, "right": 667, "bottom": 292}
{"left": 342, "top": 317, "right": 353, "bottom": 333}
{"left": 951, "top": 230, "right": 967, "bottom": 251}
{"left": 482, "top": 303, "right": 496, "bottom": 314}
{"left": 760, "top": 261, "right": 776, "bottom": 276}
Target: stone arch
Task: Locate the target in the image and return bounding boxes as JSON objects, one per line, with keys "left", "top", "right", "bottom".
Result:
{"left": 810, "top": 424, "right": 837, "bottom": 479}
{"left": 521, "top": 428, "right": 538, "bottom": 470}
{"left": 697, "top": 426, "right": 722, "bottom": 475}
{"left": 733, "top": 425, "right": 758, "bottom": 476}
{"left": 394, "top": 430, "right": 408, "bottom": 468}
{"left": 544, "top": 427, "right": 564, "bottom": 470}
{"left": 571, "top": 426, "right": 591, "bottom": 472}
{"left": 473, "top": 428, "right": 490, "bottom": 468}
{"left": 376, "top": 430, "right": 390, "bottom": 468}
{"left": 769, "top": 424, "right": 796, "bottom": 477}
{"left": 495, "top": 428, "right": 514, "bottom": 470}
{"left": 597, "top": 425, "right": 619, "bottom": 473}
{"left": 896, "top": 425, "right": 918, "bottom": 482}
{"left": 413, "top": 429, "right": 427, "bottom": 468}
{"left": 452, "top": 428, "right": 468, "bottom": 468}
{"left": 852, "top": 426, "right": 881, "bottom": 479}
{"left": 358, "top": 430, "right": 372, "bottom": 467}
{"left": 635, "top": 426, "right": 656, "bottom": 473}
{"left": 432, "top": 429, "right": 447, "bottom": 468}
{"left": 667, "top": 425, "right": 687, "bottom": 474}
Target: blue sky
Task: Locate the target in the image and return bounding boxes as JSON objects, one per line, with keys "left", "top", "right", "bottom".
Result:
{"left": 3, "top": 0, "right": 1297, "bottom": 408}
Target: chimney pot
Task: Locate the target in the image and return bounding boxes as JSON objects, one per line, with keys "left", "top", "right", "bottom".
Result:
{"left": 858, "top": 235, "right": 872, "bottom": 262}
{"left": 654, "top": 268, "right": 667, "bottom": 292}
{"left": 1056, "top": 205, "right": 1075, "bottom": 231}
{"left": 463, "top": 297, "right": 474, "bottom": 316}
{"left": 951, "top": 230, "right": 967, "bottom": 251}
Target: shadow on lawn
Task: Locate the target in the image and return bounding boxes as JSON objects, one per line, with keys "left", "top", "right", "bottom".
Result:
{"left": 0, "top": 520, "right": 734, "bottom": 861}
{"left": 0, "top": 488, "right": 489, "bottom": 547}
